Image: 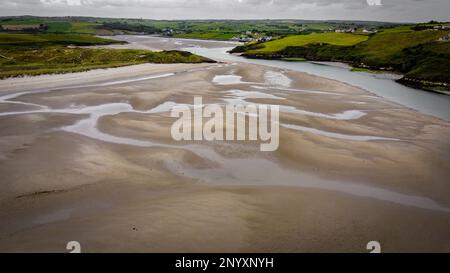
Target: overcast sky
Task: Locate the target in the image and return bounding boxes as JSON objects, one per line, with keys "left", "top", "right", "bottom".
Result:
{"left": 0, "top": 0, "right": 449, "bottom": 23}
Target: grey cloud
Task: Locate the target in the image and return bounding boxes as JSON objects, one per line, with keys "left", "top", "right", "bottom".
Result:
{"left": 0, "top": 0, "right": 449, "bottom": 22}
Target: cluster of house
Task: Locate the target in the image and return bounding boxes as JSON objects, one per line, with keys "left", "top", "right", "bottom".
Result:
{"left": 334, "top": 27, "right": 377, "bottom": 33}
{"left": 161, "top": 29, "right": 175, "bottom": 36}
{"left": 435, "top": 25, "right": 450, "bottom": 41}
{"left": 432, "top": 25, "right": 450, "bottom": 30}
{"left": 231, "top": 31, "right": 273, "bottom": 43}
{"left": 334, "top": 28, "right": 357, "bottom": 33}
{"left": 438, "top": 34, "right": 450, "bottom": 42}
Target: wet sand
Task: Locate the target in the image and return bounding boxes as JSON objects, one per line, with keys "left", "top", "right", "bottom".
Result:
{"left": 0, "top": 42, "right": 450, "bottom": 252}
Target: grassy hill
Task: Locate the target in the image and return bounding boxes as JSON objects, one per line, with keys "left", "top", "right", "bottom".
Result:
{"left": 233, "top": 26, "right": 450, "bottom": 92}
{"left": 351, "top": 27, "right": 449, "bottom": 65}
{"left": 0, "top": 33, "right": 214, "bottom": 79}
{"left": 0, "top": 17, "right": 101, "bottom": 34}
{"left": 245, "top": 33, "right": 369, "bottom": 54}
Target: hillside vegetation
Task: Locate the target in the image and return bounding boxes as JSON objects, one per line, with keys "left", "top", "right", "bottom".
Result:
{"left": 1, "top": 16, "right": 396, "bottom": 39}
{"left": 244, "top": 33, "right": 369, "bottom": 54}
{"left": 233, "top": 26, "right": 450, "bottom": 92}
{"left": 351, "top": 27, "right": 448, "bottom": 64}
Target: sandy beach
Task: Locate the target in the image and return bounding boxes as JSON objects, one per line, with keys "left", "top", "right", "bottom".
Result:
{"left": 1, "top": 38, "right": 450, "bottom": 252}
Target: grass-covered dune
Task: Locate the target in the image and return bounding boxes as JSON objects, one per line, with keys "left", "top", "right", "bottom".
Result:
{"left": 232, "top": 26, "right": 450, "bottom": 92}
{"left": 0, "top": 34, "right": 214, "bottom": 79}
{"left": 243, "top": 33, "right": 369, "bottom": 54}
{"left": 230, "top": 32, "right": 368, "bottom": 54}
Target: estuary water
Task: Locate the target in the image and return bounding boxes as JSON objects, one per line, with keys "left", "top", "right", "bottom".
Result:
{"left": 185, "top": 46, "right": 450, "bottom": 121}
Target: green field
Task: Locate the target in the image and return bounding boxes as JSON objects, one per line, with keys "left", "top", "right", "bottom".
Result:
{"left": 68, "top": 22, "right": 100, "bottom": 34}
{"left": 352, "top": 28, "right": 449, "bottom": 63}
{"left": 0, "top": 18, "right": 101, "bottom": 34}
{"left": 45, "top": 21, "right": 72, "bottom": 33}
{"left": 1, "top": 16, "right": 397, "bottom": 39}
{"left": 45, "top": 21, "right": 100, "bottom": 34}
{"left": 245, "top": 33, "right": 369, "bottom": 54}
{"left": 0, "top": 18, "right": 44, "bottom": 25}
{"left": 301, "top": 23, "right": 335, "bottom": 31}
{"left": 0, "top": 33, "right": 213, "bottom": 79}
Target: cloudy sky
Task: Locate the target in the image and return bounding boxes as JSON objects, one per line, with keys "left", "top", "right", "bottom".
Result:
{"left": 1, "top": 0, "right": 449, "bottom": 23}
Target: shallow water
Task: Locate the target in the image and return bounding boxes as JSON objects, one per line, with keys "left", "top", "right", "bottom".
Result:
{"left": 94, "top": 72, "right": 175, "bottom": 86}
{"left": 212, "top": 75, "right": 248, "bottom": 85}
{"left": 281, "top": 124, "right": 399, "bottom": 141}
{"left": 61, "top": 103, "right": 450, "bottom": 213}
{"left": 1, "top": 53, "right": 449, "bottom": 213}
{"left": 280, "top": 105, "right": 366, "bottom": 120}
{"left": 226, "top": 89, "right": 285, "bottom": 101}
{"left": 62, "top": 99, "right": 447, "bottom": 212}
{"left": 264, "top": 70, "right": 292, "bottom": 87}
{"left": 186, "top": 46, "right": 450, "bottom": 121}
{"left": 167, "top": 147, "right": 450, "bottom": 213}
